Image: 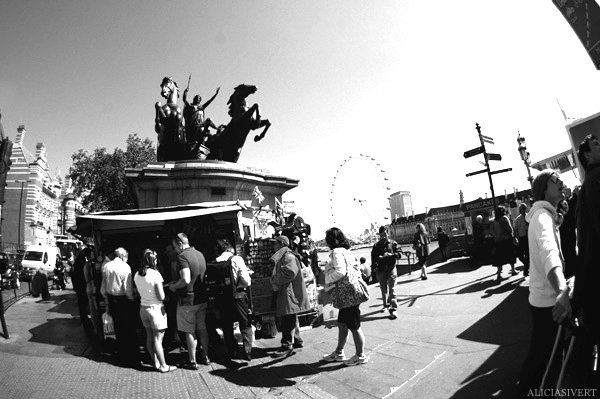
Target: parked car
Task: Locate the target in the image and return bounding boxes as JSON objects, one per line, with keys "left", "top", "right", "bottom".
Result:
{"left": 0, "top": 251, "right": 9, "bottom": 274}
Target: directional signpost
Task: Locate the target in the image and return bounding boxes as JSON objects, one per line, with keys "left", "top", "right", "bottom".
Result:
{"left": 465, "top": 169, "right": 487, "bottom": 177}
{"left": 463, "top": 146, "right": 484, "bottom": 158}
{"left": 463, "top": 123, "right": 511, "bottom": 209}
{"left": 490, "top": 167, "right": 512, "bottom": 176}
{"left": 481, "top": 134, "right": 494, "bottom": 145}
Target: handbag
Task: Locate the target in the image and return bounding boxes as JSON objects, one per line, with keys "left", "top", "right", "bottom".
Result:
{"left": 331, "top": 251, "right": 370, "bottom": 309}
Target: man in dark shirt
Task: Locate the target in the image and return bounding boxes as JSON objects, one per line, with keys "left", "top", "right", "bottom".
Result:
{"left": 575, "top": 134, "right": 600, "bottom": 388}
{"left": 437, "top": 227, "right": 450, "bottom": 262}
{"left": 371, "top": 227, "right": 402, "bottom": 319}
{"left": 168, "top": 233, "right": 209, "bottom": 369}
{"left": 71, "top": 246, "right": 94, "bottom": 333}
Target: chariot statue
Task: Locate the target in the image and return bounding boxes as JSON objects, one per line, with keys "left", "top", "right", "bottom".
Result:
{"left": 155, "top": 77, "right": 271, "bottom": 163}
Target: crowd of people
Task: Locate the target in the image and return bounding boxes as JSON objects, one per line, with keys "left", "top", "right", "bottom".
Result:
{"left": 67, "top": 230, "right": 327, "bottom": 371}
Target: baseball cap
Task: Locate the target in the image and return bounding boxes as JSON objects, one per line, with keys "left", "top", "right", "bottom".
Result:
{"left": 271, "top": 235, "right": 290, "bottom": 247}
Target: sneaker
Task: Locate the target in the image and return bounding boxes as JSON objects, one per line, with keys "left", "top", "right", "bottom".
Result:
{"left": 322, "top": 351, "right": 346, "bottom": 362}
{"left": 380, "top": 306, "right": 389, "bottom": 313}
{"left": 344, "top": 354, "right": 368, "bottom": 366}
{"left": 292, "top": 342, "right": 304, "bottom": 349}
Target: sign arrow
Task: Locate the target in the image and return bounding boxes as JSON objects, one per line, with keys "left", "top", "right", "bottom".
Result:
{"left": 463, "top": 146, "right": 484, "bottom": 158}
{"left": 480, "top": 134, "right": 494, "bottom": 141}
{"left": 487, "top": 153, "right": 502, "bottom": 161}
{"left": 490, "top": 167, "right": 512, "bottom": 175}
{"left": 466, "top": 169, "right": 488, "bottom": 177}
{"left": 482, "top": 137, "right": 494, "bottom": 145}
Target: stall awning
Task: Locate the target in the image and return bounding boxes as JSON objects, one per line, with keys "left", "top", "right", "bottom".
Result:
{"left": 73, "top": 200, "right": 250, "bottom": 235}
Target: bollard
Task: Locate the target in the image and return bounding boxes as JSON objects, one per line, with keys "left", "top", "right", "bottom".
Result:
{"left": 0, "top": 288, "right": 8, "bottom": 339}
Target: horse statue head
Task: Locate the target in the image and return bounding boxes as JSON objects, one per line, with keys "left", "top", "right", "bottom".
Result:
{"left": 160, "top": 76, "right": 180, "bottom": 104}
{"left": 227, "top": 84, "right": 257, "bottom": 119}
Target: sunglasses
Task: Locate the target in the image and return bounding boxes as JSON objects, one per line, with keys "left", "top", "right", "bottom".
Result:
{"left": 550, "top": 173, "right": 564, "bottom": 187}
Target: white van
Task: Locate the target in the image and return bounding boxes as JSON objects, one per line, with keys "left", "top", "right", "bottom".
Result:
{"left": 21, "top": 245, "right": 59, "bottom": 279}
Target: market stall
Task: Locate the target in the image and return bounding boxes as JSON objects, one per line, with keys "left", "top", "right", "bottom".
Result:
{"left": 73, "top": 200, "right": 319, "bottom": 339}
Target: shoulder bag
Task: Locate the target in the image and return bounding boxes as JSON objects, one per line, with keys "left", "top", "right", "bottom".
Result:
{"left": 331, "top": 250, "right": 370, "bottom": 309}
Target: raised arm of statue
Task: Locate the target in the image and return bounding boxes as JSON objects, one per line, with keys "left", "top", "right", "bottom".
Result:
{"left": 201, "top": 87, "right": 220, "bottom": 110}
{"left": 183, "top": 88, "right": 191, "bottom": 107}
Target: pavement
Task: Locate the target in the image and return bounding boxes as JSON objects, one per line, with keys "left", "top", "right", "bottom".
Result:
{"left": 0, "top": 252, "right": 531, "bottom": 399}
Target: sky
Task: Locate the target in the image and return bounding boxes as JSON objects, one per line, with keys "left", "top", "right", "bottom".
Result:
{"left": 1, "top": 0, "right": 599, "bottom": 239}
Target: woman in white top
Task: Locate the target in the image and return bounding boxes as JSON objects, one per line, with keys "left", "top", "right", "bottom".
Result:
{"left": 321, "top": 227, "right": 368, "bottom": 367}
{"left": 134, "top": 249, "right": 176, "bottom": 373}
{"left": 517, "top": 170, "right": 571, "bottom": 396}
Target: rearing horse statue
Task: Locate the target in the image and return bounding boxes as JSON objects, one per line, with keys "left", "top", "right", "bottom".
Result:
{"left": 155, "top": 77, "right": 186, "bottom": 161}
{"left": 206, "top": 84, "right": 271, "bottom": 163}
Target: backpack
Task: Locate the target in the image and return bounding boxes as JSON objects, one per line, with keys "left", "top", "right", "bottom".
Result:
{"left": 199, "top": 258, "right": 235, "bottom": 303}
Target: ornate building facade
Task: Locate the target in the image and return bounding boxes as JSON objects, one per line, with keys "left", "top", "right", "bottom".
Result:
{"left": 1, "top": 125, "right": 78, "bottom": 252}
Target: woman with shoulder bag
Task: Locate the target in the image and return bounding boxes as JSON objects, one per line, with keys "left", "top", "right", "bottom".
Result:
{"left": 413, "top": 223, "right": 431, "bottom": 280}
{"left": 321, "top": 227, "right": 369, "bottom": 367}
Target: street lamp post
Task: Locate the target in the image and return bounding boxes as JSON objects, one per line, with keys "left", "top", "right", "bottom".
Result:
{"left": 517, "top": 132, "right": 534, "bottom": 189}
{"left": 17, "top": 180, "right": 25, "bottom": 251}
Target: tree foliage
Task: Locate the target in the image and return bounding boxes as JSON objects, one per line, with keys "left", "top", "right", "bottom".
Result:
{"left": 69, "top": 133, "right": 156, "bottom": 212}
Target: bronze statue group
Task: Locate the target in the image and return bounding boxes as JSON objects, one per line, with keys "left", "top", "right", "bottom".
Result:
{"left": 154, "top": 76, "right": 271, "bottom": 163}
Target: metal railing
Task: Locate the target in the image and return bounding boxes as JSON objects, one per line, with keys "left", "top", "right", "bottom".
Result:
{"left": 1, "top": 275, "right": 54, "bottom": 339}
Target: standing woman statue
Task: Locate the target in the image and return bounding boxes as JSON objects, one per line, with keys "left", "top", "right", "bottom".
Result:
{"left": 155, "top": 77, "right": 186, "bottom": 161}
{"left": 183, "top": 86, "right": 220, "bottom": 148}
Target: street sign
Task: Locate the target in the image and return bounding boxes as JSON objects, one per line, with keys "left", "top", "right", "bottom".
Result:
{"left": 466, "top": 169, "right": 487, "bottom": 177}
{"left": 463, "top": 146, "right": 484, "bottom": 158}
{"left": 482, "top": 137, "right": 494, "bottom": 145}
{"left": 487, "top": 153, "right": 502, "bottom": 161}
{"left": 490, "top": 167, "right": 512, "bottom": 175}
{"left": 481, "top": 134, "right": 494, "bottom": 141}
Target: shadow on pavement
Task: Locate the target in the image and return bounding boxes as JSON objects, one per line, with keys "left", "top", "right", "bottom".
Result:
{"left": 209, "top": 355, "right": 339, "bottom": 389}
{"left": 429, "top": 257, "right": 477, "bottom": 275}
{"left": 451, "top": 285, "right": 530, "bottom": 398}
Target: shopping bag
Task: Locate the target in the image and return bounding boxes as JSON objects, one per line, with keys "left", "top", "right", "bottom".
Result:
{"left": 102, "top": 312, "right": 115, "bottom": 339}
{"left": 331, "top": 252, "right": 369, "bottom": 309}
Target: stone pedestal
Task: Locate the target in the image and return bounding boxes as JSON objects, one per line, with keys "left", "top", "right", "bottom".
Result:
{"left": 125, "top": 160, "right": 299, "bottom": 210}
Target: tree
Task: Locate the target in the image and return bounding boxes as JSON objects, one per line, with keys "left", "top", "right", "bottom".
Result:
{"left": 69, "top": 133, "right": 156, "bottom": 212}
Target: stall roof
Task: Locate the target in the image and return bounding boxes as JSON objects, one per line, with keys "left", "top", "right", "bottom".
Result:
{"left": 73, "top": 200, "right": 250, "bottom": 235}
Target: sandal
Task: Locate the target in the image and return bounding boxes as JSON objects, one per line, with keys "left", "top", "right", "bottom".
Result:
{"left": 159, "top": 365, "right": 178, "bottom": 373}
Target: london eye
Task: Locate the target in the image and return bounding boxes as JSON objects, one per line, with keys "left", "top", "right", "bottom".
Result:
{"left": 329, "top": 154, "right": 391, "bottom": 239}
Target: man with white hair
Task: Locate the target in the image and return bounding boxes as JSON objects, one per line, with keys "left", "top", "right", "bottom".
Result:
{"left": 101, "top": 247, "right": 139, "bottom": 367}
